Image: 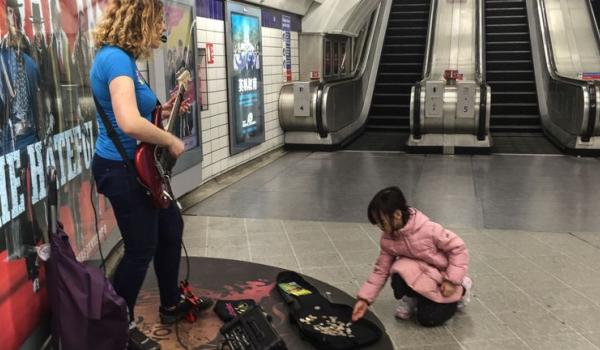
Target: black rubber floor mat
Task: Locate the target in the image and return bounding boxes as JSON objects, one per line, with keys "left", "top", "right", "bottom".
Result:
{"left": 345, "top": 132, "right": 409, "bottom": 151}
{"left": 491, "top": 135, "right": 561, "bottom": 154}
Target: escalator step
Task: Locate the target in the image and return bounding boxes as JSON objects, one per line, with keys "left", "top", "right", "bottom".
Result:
{"left": 375, "top": 83, "right": 418, "bottom": 94}
{"left": 488, "top": 81, "right": 536, "bottom": 92}
{"left": 487, "top": 60, "right": 533, "bottom": 70}
{"left": 390, "top": 10, "right": 429, "bottom": 18}
{"left": 372, "top": 93, "right": 412, "bottom": 104}
{"left": 381, "top": 53, "right": 425, "bottom": 63}
{"left": 486, "top": 23, "right": 529, "bottom": 33}
{"left": 388, "top": 27, "right": 428, "bottom": 35}
{"left": 486, "top": 32, "right": 531, "bottom": 42}
{"left": 486, "top": 41, "right": 532, "bottom": 51}
{"left": 383, "top": 44, "right": 426, "bottom": 54}
{"left": 491, "top": 91, "right": 538, "bottom": 103}
{"left": 487, "top": 70, "right": 536, "bottom": 80}
{"left": 487, "top": 50, "right": 532, "bottom": 60}
{"left": 486, "top": 15, "right": 528, "bottom": 25}
{"left": 371, "top": 105, "right": 411, "bottom": 116}
{"left": 385, "top": 35, "right": 427, "bottom": 45}
{"left": 485, "top": 8, "right": 526, "bottom": 17}
{"left": 369, "top": 0, "right": 429, "bottom": 131}
{"left": 379, "top": 62, "right": 424, "bottom": 73}
{"left": 491, "top": 103, "right": 540, "bottom": 115}
{"left": 486, "top": 0, "right": 526, "bottom": 9}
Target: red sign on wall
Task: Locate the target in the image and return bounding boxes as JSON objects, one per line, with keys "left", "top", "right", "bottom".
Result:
{"left": 206, "top": 43, "right": 215, "bottom": 64}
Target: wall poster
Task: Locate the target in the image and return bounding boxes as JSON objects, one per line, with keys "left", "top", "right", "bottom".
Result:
{"left": 282, "top": 14, "right": 291, "bottom": 82}
{"left": 225, "top": 0, "right": 265, "bottom": 155}
{"left": 0, "top": 0, "right": 120, "bottom": 348}
{"left": 163, "top": 1, "right": 199, "bottom": 152}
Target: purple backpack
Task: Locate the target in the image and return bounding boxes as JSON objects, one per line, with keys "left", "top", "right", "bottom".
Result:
{"left": 46, "top": 223, "right": 128, "bottom": 349}
{"left": 45, "top": 169, "right": 128, "bottom": 349}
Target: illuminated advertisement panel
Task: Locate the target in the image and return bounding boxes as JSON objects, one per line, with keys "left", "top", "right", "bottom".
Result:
{"left": 225, "top": 1, "right": 265, "bottom": 154}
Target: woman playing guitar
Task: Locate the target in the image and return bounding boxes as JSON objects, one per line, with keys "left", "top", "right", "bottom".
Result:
{"left": 90, "top": 1, "right": 209, "bottom": 349}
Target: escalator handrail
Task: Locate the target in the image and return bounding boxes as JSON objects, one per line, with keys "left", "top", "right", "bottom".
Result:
{"left": 476, "top": 0, "right": 486, "bottom": 84}
{"left": 413, "top": 0, "right": 438, "bottom": 140}
{"left": 422, "top": 0, "right": 439, "bottom": 80}
{"left": 537, "top": 0, "right": 596, "bottom": 88}
{"left": 537, "top": 0, "right": 599, "bottom": 140}
{"left": 585, "top": 0, "right": 600, "bottom": 59}
{"left": 318, "top": 0, "right": 388, "bottom": 134}
{"left": 477, "top": 0, "right": 489, "bottom": 141}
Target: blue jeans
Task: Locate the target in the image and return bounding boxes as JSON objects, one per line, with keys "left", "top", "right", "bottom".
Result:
{"left": 92, "top": 155, "right": 183, "bottom": 320}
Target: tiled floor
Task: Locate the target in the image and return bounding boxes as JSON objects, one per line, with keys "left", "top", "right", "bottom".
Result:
{"left": 182, "top": 151, "right": 600, "bottom": 349}
{"left": 181, "top": 215, "right": 600, "bottom": 350}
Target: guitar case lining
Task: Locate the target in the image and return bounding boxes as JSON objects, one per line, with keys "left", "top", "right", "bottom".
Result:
{"left": 276, "top": 271, "right": 382, "bottom": 350}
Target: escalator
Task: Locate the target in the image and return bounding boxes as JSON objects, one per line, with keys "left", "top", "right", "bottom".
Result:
{"left": 348, "top": 0, "right": 430, "bottom": 150}
{"left": 485, "top": 0, "right": 560, "bottom": 153}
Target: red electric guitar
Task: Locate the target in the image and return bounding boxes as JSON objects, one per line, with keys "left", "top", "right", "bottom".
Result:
{"left": 134, "top": 68, "right": 192, "bottom": 208}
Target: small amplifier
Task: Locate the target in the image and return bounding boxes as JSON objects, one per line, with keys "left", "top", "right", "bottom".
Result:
{"left": 220, "top": 305, "right": 287, "bottom": 350}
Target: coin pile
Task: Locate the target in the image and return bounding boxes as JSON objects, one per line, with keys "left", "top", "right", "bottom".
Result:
{"left": 299, "top": 314, "right": 355, "bottom": 337}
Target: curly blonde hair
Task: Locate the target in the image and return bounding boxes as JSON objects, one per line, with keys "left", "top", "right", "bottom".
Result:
{"left": 94, "top": 0, "right": 164, "bottom": 58}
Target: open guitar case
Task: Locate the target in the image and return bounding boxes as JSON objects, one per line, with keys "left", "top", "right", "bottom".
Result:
{"left": 276, "top": 271, "right": 382, "bottom": 350}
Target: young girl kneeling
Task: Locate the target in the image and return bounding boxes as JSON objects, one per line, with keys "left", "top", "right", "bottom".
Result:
{"left": 352, "top": 187, "right": 472, "bottom": 327}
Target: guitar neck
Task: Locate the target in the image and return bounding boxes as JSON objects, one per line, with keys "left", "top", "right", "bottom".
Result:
{"left": 164, "top": 85, "right": 187, "bottom": 134}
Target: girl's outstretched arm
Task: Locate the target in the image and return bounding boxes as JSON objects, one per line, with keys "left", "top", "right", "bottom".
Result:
{"left": 356, "top": 248, "right": 395, "bottom": 304}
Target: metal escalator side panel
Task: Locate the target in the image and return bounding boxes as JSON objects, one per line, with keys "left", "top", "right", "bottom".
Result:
{"left": 529, "top": 0, "right": 600, "bottom": 152}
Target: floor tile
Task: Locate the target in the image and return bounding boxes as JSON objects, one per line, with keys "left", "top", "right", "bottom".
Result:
{"left": 247, "top": 232, "right": 287, "bottom": 246}
{"left": 387, "top": 322, "right": 457, "bottom": 348}
{"left": 526, "top": 287, "right": 595, "bottom": 311}
{"left": 295, "top": 252, "right": 343, "bottom": 269}
{"left": 445, "top": 312, "right": 515, "bottom": 343}
{"left": 522, "top": 333, "right": 599, "bottom": 350}
{"left": 552, "top": 307, "right": 600, "bottom": 334}
{"left": 496, "top": 309, "right": 573, "bottom": 339}
{"left": 460, "top": 338, "right": 530, "bottom": 350}
{"left": 332, "top": 239, "right": 378, "bottom": 253}
{"left": 302, "top": 266, "right": 354, "bottom": 284}
{"left": 398, "top": 344, "right": 463, "bottom": 350}
{"left": 245, "top": 218, "right": 284, "bottom": 234}
{"left": 583, "top": 333, "right": 600, "bottom": 348}
{"left": 249, "top": 242, "right": 293, "bottom": 258}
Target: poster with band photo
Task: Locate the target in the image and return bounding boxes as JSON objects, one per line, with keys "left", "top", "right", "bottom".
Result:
{"left": 0, "top": 0, "right": 121, "bottom": 348}
{"left": 225, "top": 0, "right": 265, "bottom": 155}
{"left": 163, "top": 1, "right": 199, "bottom": 151}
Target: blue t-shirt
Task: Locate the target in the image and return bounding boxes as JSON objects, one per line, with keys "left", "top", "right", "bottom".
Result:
{"left": 90, "top": 46, "right": 157, "bottom": 161}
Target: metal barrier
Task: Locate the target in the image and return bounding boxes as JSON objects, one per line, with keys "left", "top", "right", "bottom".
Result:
{"left": 408, "top": 0, "right": 491, "bottom": 153}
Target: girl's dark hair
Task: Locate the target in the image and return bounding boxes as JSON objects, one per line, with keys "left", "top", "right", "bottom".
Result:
{"left": 367, "top": 186, "right": 411, "bottom": 228}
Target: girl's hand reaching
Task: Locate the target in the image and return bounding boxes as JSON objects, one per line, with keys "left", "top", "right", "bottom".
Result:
{"left": 440, "top": 280, "right": 457, "bottom": 297}
{"left": 352, "top": 299, "right": 369, "bottom": 322}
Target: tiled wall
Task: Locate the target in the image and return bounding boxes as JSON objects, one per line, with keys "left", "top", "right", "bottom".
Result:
{"left": 195, "top": 17, "right": 299, "bottom": 182}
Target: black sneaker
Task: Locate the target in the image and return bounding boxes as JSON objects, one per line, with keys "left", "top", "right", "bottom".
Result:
{"left": 128, "top": 327, "right": 160, "bottom": 350}
{"left": 159, "top": 297, "right": 213, "bottom": 324}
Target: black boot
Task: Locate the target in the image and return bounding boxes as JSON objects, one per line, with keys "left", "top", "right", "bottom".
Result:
{"left": 158, "top": 297, "right": 213, "bottom": 324}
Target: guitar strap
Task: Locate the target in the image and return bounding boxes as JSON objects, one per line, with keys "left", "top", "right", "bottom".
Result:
{"left": 92, "top": 94, "right": 137, "bottom": 172}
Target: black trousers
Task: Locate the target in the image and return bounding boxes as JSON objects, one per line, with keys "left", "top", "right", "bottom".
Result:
{"left": 92, "top": 155, "right": 184, "bottom": 321}
{"left": 391, "top": 274, "right": 457, "bottom": 327}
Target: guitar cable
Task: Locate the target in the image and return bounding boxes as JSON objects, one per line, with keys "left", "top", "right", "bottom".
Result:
{"left": 90, "top": 179, "right": 107, "bottom": 274}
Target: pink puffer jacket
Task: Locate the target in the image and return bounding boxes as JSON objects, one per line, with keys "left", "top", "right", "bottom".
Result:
{"left": 357, "top": 208, "right": 469, "bottom": 304}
